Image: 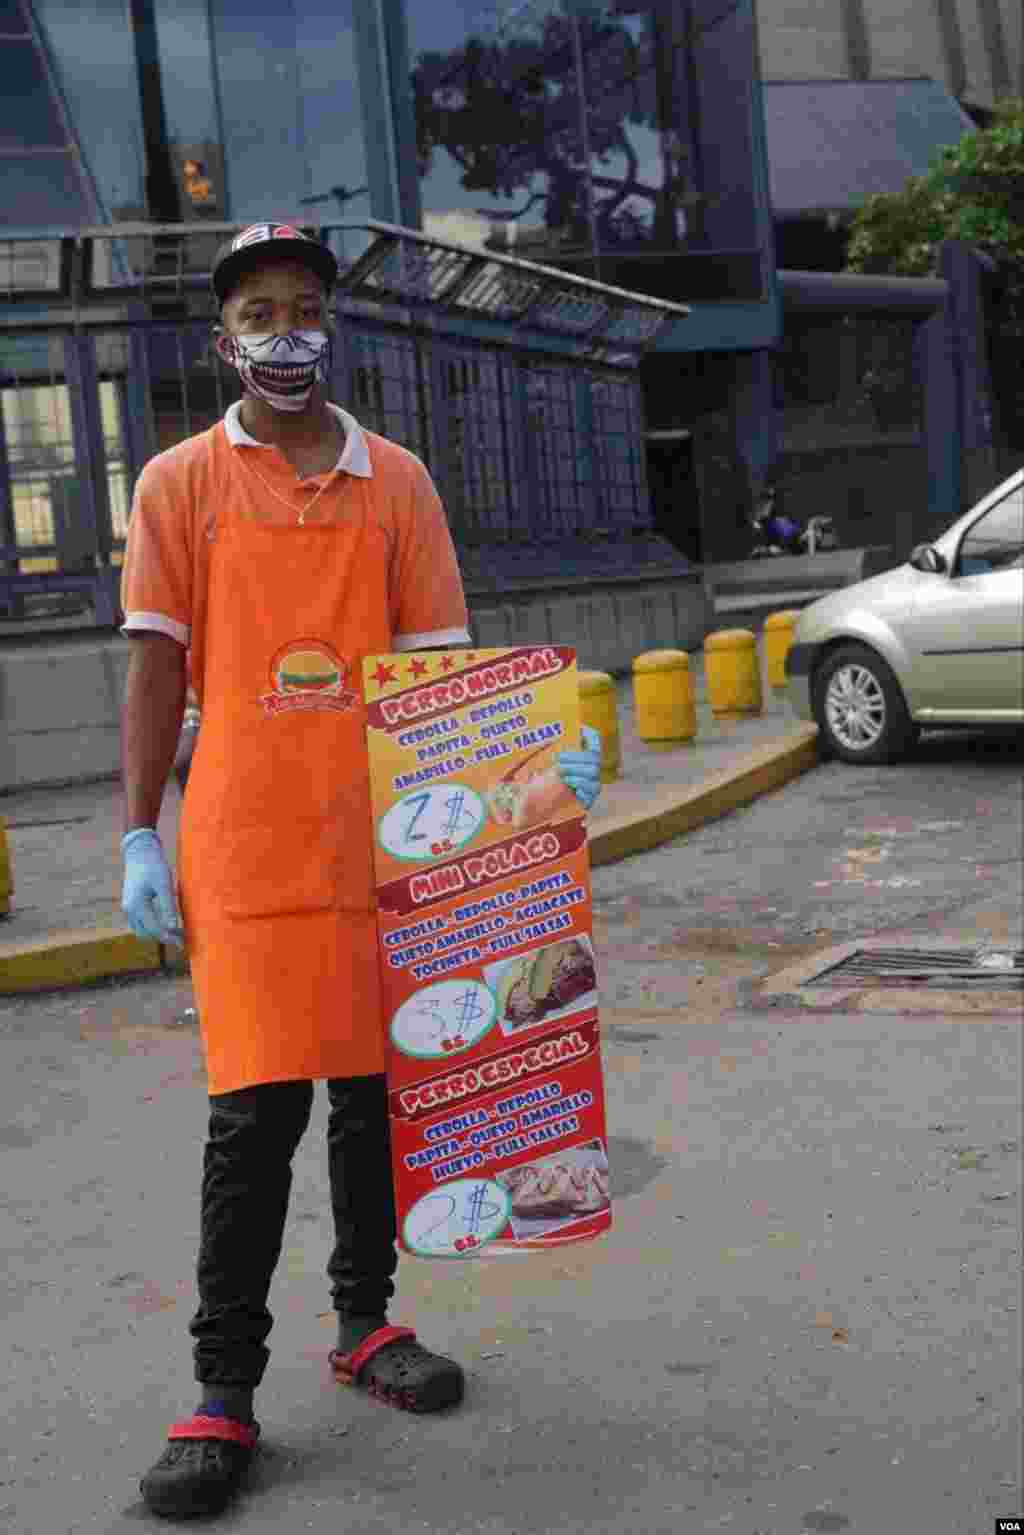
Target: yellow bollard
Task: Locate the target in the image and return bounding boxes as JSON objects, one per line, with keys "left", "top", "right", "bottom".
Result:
{"left": 763, "top": 609, "right": 801, "bottom": 690}
{"left": 703, "top": 628, "right": 763, "bottom": 717}
{"left": 0, "top": 815, "right": 12, "bottom": 917}
{"left": 632, "top": 650, "right": 697, "bottom": 743}
{"left": 578, "top": 670, "right": 621, "bottom": 783}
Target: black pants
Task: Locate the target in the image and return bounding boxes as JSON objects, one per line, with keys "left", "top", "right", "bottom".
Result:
{"left": 189, "top": 1075, "right": 398, "bottom": 1388}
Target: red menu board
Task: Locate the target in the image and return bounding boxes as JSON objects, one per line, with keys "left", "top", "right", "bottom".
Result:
{"left": 363, "top": 646, "right": 611, "bottom": 1259}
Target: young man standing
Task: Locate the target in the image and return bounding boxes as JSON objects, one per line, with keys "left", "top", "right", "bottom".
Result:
{"left": 119, "top": 223, "right": 602, "bottom": 1519}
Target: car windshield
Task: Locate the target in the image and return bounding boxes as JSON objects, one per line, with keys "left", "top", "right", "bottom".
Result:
{"left": 956, "top": 485, "right": 1024, "bottom": 576}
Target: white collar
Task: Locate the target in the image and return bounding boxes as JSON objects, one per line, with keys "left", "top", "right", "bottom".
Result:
{"left": 223, "top": 400, "right": 372, "bottom": 479}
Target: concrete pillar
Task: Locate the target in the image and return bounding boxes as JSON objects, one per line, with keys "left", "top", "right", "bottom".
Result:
{"left": 352, "top": 0, "right": 422, "bottom": 230}
{"left": 930, "top": 0, "right": 969, "bottom": 97}
{"left": 917, "top": 298, "right": 961, "bottom": 545}
{"left": 840, "top": 0, "right": 872, "bottom": 79}
{"left": 940, "top": 240, "right": 999, "bottom": 507}
{"left": 691, "top": 392, "right": 748, "bottom": 565}
{"left": 683, "top": 0, "right": 780, "bottom": 562}
{"left": 734, "top": 350, "right": 780, "bottom": 501}
{"left": 976, "top": 0, "right": 1014, "bottom": 99}
{"left": 692, "top": 349, "right": 779, "bottom": 566}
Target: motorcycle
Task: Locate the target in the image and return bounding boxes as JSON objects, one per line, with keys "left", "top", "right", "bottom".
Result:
{"left": 750, "top": 493, "right": 840, "bottom": 559}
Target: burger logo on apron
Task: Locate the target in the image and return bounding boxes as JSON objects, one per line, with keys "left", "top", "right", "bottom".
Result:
{"left": 261, "top": 640, "right": 358, "bottom": 716}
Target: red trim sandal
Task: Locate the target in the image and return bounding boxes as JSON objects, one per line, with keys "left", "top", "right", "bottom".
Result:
{"left": 139, "top": 1412, "right": 260, "bottom": 1519}
{"left": 329, "top": 1325, "right": 465, "bottom": 1413}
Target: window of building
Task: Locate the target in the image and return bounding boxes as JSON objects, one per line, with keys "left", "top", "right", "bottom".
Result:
{"left": 0, "top": 38, "right": 66, "bottom": 148}
{"left": 0, "top": 15, "right": 97, "bottom": 225}
{"left": 32, "top": 0, "right": 144, "bottom": 219}
{"left": 2, "top": 370, "right": 132, "bottom": 567}
{"left": 2, "top": 383, "right": 75, "bottom": 566}
{"left": 100, "top": 381, "right": 131, "bottom": 550}
{"left": 208, "top": 0, "right": 369, "bottom": 237}
{"left": 407, "top": 0, "right": 697, "bottom": 270}
{"left": 0, "top": 240, "right": 63, "bottom": 298}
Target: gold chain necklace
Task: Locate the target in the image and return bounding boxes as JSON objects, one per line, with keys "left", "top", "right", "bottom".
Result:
{"left": 237, "top": 450, "right": 340, "bottom": 526}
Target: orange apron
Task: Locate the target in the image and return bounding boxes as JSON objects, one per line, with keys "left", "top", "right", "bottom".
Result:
{"left": 177, "top": 434, "right": 391, "bottom": 1094}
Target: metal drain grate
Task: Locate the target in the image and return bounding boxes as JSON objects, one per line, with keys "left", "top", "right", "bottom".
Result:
{"left": 807, "top": 947, "right": 1024, "bottom": 990}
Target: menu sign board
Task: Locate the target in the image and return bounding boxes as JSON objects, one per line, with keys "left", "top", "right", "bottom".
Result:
{"left": 364, "top": 646, "right": 611, "bottom": 1258}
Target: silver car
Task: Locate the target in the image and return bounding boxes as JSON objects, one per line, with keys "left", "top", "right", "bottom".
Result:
{"left": 786, "top": 468, "right": 1024, "bottom": 763}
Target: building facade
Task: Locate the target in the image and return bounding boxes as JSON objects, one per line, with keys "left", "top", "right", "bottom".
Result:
{"left": 3, "top": 0, "right": 778, "bottom": 564}
{"left": 757, "top": 0, "right": 1022, "bottom": 116}
{"left": 6, "top": 0, "right": 1016, "bottom": 239}
{"left": 2, "top": 0, "right": 1000, "bottom": 596}
{"left": 5, "top": 0, "right": 773, "bottom": 285}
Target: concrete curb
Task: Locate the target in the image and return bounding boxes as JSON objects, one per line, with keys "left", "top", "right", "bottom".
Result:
{"left": 0, "top": 926, "right": 165, "bottom": 994}
{"left": 589, "top": 725, "right": 820, "bottom": 866}
{"left": 0, "top": 727, "right": 821, "bottom": 996}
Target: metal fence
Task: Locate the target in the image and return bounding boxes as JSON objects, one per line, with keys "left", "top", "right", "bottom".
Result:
{"left": 0, "top": 221, "right": 690, "bottom": 629}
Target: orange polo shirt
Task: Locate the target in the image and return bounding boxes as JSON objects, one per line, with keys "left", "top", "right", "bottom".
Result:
{"left": 120, "top": 401, "right": 471, "bottom": 702}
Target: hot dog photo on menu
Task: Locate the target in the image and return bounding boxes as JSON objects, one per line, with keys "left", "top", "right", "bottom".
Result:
{"left": 497, "top": 1140, "right": 611, "bottom": 1240}
{"left": 486, "top": 743, "right": 580, "bottom": 834}
{"left": 484, "top": 934, "right": 598, "bottom": 1036}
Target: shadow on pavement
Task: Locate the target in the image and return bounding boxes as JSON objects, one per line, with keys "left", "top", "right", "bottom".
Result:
{"left": 913, "top": 728, "right": 1024, "bottom": 765}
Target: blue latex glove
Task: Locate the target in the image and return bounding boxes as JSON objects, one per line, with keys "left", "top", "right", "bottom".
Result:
{"left": 121, "top": 828, "right": 185, "bottom": 946}
{"left": 557, "top": 725, "right": 603, "bottom": 812}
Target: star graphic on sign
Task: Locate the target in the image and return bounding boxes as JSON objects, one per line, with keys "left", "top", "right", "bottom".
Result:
{"left": 371, "top": 662, "right": 397, "bottom": 687}
{"left": 440, "top": 655, "right": 455, "bottom": 672}
{"left": 409, "top": 657, "right": 429, "bottom": 679}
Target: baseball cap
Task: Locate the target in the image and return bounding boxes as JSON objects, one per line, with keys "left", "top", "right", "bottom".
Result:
{"left": 212, "top": 223, "right": 338, "bottom": 304}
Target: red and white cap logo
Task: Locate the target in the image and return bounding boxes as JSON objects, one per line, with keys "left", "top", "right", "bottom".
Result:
{"left": 231, "top": 223, "right": 308, "bottom": 252}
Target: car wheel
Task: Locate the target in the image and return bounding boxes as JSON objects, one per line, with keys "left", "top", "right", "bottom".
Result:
{"left": 812, "top": 643, "right": 918, "bottom": 765}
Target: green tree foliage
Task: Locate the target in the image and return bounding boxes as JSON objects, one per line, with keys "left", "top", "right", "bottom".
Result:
{"left": 846, "top": 99, "right": 1024, "bottom": 310}
{"left": 847, "top": 100, "right": 1024, "bottom": 455}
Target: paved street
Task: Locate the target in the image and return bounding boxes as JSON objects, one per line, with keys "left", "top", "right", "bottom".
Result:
{"left": 593, "top": 726, "right": 1024, "bottom": 1000}
{"left": 0, "top": 670, "right": 800, "bottom": 950}
{"left": 1, "top": 729, "right": 1021, "bottom": 1534}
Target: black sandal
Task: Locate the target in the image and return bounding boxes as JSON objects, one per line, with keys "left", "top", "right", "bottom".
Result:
{"left": 140, "top": 1412, "right": 260, "bottom": 1519}
{"left": 329, "top": 1325, "right": 464, "bottom": 1413}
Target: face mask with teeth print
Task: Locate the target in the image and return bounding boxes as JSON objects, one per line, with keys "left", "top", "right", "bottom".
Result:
{"left": 216, "top": 329, "right": 332, "bottom": 414}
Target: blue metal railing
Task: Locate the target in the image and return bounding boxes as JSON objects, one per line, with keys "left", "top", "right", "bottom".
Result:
{"left": 1, "top": 222, "right": 694, "bottom": 628}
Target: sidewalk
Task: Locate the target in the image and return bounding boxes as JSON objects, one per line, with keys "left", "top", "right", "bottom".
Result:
{"left": 0, "top": 666, "right": 818, "bottom": 993}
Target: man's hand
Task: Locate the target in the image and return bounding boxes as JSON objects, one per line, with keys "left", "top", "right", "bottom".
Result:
{"left": 121, "top": 829, "right": 185, "bottom": 946}
{"left": 556, "top": 725, "right": 603, "bottom": 812}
